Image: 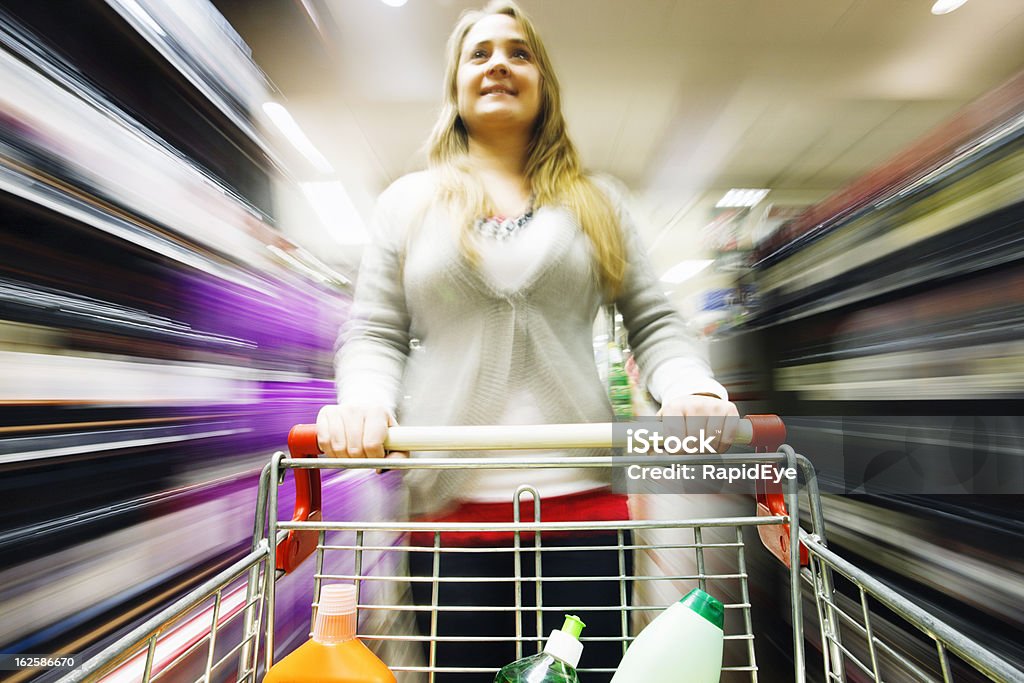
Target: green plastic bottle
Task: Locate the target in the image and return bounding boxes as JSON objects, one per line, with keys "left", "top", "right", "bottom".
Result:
{"left": 494, "top": 615, "right": 586, "bottom": 683}
{"left": 607, "top": 343, "right": 633, "bottom": 420}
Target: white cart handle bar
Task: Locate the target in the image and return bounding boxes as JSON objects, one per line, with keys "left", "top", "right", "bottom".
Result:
{"left": 273, "top": 416, "right": 798, "bottom": 574}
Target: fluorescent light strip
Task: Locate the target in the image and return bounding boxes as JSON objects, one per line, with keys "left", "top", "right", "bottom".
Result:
{"left": 716, "top": 188, "right": 769, "bottom": 208}
{"left": 301, "top": 181, "right": 370, "bottom": 245}
{"left": 262, "top": 101, "right": 335, "bottom": 174}
{"left": 931, "top": 0, "right": 969, "bottom": 15}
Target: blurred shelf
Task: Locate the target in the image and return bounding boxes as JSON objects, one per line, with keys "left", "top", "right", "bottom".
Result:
{"left": 102, "top": 0, "right": 291, "bottom": 176}
{"left": 0, "top": 162, "right": 273, "bottom": 291}
{"left": 0, "top": 422, "right": 249, "bottom": 466}
{"left": 754, "top": 70, "right": 1024, "bottom": 271}
{"left": 721, "top": 68, "right": 1024, "bottom": 414}
{"left": 748, "top": 146, "right": 1024, "bottom": 325}
{"left": 0, "top": 0, "right": 351, "bottom": 663}
{"left": 0, "top": 277, "right": 256, "bottom": 347}
{"left": 775, "top": 339, "right": 1024, "bottom": 400}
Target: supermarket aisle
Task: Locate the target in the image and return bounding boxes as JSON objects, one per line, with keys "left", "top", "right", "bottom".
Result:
{"left": 1, "top": 1, "right": 1023, "bottom": 682}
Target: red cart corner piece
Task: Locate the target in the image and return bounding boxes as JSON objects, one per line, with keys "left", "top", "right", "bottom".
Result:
{"left": 747, "top": 415, "right": 808, "bottom": 568}
{"left": 276, "top": 424, "right": 323, "bottom": 573}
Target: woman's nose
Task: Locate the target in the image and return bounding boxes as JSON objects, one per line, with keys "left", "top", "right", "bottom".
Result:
{"left": 487, "top": 57, "right": 510, "bottom": 77}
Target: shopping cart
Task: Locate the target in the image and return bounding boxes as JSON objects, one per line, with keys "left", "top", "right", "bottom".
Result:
{"left": 55, "top": 416, "right": 1022, "bottom": 683}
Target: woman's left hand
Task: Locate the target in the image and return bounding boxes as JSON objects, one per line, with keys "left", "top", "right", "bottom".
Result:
{"left": 657, "top": 394, "right": 740, "bottom": 453}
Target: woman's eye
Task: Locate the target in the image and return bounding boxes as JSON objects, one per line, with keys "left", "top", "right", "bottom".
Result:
{"left": 471, "top": 49, "right": 488, "bottom": 59}
{"left": 513, "top": 49, "right": 531, "bottom": 60}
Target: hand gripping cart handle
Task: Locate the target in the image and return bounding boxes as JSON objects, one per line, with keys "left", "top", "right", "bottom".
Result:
{"left": 57, "top": 415, "right": 1023, "bottom": 683}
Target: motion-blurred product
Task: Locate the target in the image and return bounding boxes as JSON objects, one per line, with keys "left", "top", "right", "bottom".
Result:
{"left": 607, "top": 343, "right": 633, "bottom": 419}
{"left": 263, "top": 584, "right": 396, "bottom": 683}
{"left": 494, "top": 614, "right": 586, "bottom": 683}
{"left": 610, "top": 588, "right": 724, "bottom": 683}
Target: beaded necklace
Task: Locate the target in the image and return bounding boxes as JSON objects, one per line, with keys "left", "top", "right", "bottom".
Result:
{"left": 474, "top": 197, "right": 535, "bottom": 241}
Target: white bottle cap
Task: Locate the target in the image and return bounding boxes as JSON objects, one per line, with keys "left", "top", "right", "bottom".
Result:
{"left": 543, "top": 629, "right": 583, "bottom": 669}
{"left": 313, "top": 584, "right": 357, "bottom": 644}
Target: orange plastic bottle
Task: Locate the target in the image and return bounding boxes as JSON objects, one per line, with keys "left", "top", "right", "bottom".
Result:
{"left": 263, "top": 584, "right": 396, "bottom": 683}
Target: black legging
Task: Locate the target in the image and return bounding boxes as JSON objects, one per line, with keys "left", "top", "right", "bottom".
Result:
{"left": 409, "top": 532, "right": 633, "bottom": 683}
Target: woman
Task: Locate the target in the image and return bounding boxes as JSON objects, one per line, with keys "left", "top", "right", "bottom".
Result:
{"left": 317, "top": 1, "right": 738, "bottom": 679}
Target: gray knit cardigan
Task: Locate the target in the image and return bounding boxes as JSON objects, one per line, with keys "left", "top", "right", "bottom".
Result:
{"left": 336, "top": 171, "right": 718, "bottom": 514}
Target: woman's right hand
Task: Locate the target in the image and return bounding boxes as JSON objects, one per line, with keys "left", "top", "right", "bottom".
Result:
{"left": 315, "top": 403, "right": 399, "bottom": 458}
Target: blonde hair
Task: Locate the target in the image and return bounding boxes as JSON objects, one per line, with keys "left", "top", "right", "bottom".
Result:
{"left": 426, "top": 0, "right": 626, "bottom": 296}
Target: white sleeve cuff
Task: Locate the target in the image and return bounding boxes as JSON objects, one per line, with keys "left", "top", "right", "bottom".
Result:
{"left": 336, "top": 370, "right": 399, "bottom": 415}
{"left": 646, "top": 357, "right": 729, "bottom": 403}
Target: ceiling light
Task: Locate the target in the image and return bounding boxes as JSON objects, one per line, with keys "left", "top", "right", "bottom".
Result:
{"left": 301, "top": 181, "right": 370, "bottom": 245}
{"left": 660, "top": 259, "right": 714, "bottom": 284}
{"left": 715, "top": 189, "right": 770, "bottom": 208}
{"left": 380, "top": 0, "right": 408, "bottom": 6}
{"left": 931, "top": 0, "right": 969, "bottom": 15}
{"left": 262, "top": 102, "right": 335, "bottom": 175}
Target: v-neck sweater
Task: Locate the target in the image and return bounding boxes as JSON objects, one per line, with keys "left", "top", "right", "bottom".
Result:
{"left": 336, "top": 171, "right": 726, "bottom": 515}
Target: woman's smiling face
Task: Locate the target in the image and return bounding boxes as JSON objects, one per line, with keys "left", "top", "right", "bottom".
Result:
{"left": 456, "top": 13, "right": 542, "bottom": 136}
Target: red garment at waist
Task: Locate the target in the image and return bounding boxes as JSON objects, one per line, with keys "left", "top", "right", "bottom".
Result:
{"left": 409, "top": 488, "right": 629, "bottom": 547}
